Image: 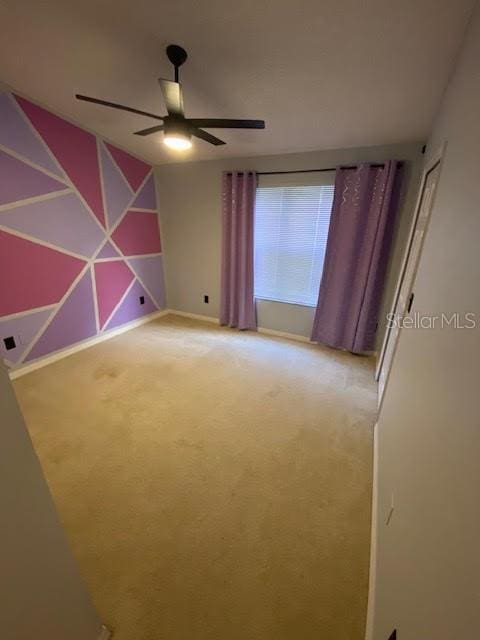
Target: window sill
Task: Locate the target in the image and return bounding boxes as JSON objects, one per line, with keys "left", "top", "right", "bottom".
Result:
{"left": 254, "top": 297, "right": 317, "bottom": 309}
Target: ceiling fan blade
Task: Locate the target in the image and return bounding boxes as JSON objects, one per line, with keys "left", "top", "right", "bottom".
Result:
{"left": 187, "top": 118, "right": 265, "bottom": 129}
{"left": 133, "top": 124, "right": 164, "bottom": 136}
{"left": 158, "top": 78, "right": 184, "bottom": 117}
{"left": 192, "top": 128, "right": 226, "bottom": 146}
{"left": 75, "top": 94, "right": 165, "bottom": 121}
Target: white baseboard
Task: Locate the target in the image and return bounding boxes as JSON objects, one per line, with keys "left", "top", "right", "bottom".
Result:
{"left": 257, "top": 326, "right": 310, "bottom": 343}
{"left": 9, "top": 310, "right": 169, "bottom": 380}
{"left": 166, "top": 309, "right": 310, "bottom": 344}
{"left": 365, "top": 421, "right": 379, "bottom": 640}
{"left": 97, "top": 624, "right": 112, "bottom": 640}
{"left": 9, "top": 307, "right": 313, "bottom": 380}
{"left": 166, "top": 309, "right": 219, "bottom": 324}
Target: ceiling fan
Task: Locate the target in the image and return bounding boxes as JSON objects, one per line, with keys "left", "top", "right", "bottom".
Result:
{"left": 76, "top": 44, "right": 266, "bottom": 151}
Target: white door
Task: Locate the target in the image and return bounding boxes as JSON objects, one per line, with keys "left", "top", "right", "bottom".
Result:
{"left": 376, "top": 160, "right": 441, "bottom": 406}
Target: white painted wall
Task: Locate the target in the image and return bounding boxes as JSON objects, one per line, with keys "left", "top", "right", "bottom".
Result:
{"left": 156, "top": 142, "right": 423, "bottom": 344}
{"left": 372, "top": 4, "right": 480, "bottom": 638}
{"left": 0, "top": 362, "right": 102, "bottom": 640}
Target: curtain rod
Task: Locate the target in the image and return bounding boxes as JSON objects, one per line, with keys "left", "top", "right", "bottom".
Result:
{"left": 226, "top": 163, "right": 387, "bottom": 176}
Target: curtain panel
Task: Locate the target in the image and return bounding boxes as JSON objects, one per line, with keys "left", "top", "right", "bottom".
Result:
{"left": 220, "top": 170, "right": 257, "bottom": 330}
{"left": 311, "top": 161, "right": 403, "bottom": 353}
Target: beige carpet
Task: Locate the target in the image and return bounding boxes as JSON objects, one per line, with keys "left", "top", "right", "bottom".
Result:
{"left": 14, "top": 315, "right": 377, "bottom": 640}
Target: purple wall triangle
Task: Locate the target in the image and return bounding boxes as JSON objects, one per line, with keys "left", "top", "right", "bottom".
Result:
{"left": 105, "top": 280, "right": 156, "bottom": 331}
{"left": 0, "top": 93, "right": 64, "bottom": 179}
{"left": 97, "top": 240, "right": 121, "bottom": 259}
{"left": 132, "top": 174, "right": 156, "bottom": 210}
{"left": 0, "top": 308, "right": 53, "bottom": 364}
{"left": 127, "top": 255, "right": 166, "bottom": 308}
{"left": 26, "top": 269, "right": 97, "bottom": 361}
{"left": 0, "top": 192, "right": 104, "bottom": 257}
{"left": 0, "top": 149, "right": 66, "bottom": 206}
{"left": 100, "top": 143, "right": 132, "bottom": 228}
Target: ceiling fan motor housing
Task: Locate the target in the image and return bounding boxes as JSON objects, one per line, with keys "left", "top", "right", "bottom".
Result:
{"left": 164, "top": 115, "right": 191, "bottom": 140}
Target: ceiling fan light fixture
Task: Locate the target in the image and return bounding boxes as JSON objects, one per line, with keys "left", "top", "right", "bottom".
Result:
{"left": 163, "top": 133, "right": 192, "bottom": 150}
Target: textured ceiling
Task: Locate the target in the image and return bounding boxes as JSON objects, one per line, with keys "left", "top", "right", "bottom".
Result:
{"left": 0, "top": 0, "right": 474, "bottom": 164}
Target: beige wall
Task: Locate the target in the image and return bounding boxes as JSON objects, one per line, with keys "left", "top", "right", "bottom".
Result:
{"left": 156, "top": 142, "right": 423, "bottom": 345}
{"left": 0, "top": 362, "right": 102, "bottom": 640}
{"left": 373, "top": 4, "right": 480, "bottom": 639}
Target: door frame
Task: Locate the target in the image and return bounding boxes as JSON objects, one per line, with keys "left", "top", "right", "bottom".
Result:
{"left": 375, "top": 143, "right": 446, "bottom": 398}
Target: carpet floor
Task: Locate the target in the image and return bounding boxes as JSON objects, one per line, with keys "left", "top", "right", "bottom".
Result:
{"left": 14, "top": 315, "right": 377, "bottom": 640}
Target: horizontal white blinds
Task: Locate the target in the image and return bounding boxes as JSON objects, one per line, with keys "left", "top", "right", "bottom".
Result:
{"left": 258, "top": 171, "right": 335, "bottom": 188}
{"left": 254, "top": 182, "right": 335, "bottom": 306}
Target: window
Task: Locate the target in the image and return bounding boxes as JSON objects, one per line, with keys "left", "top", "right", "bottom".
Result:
{"left": 254, "top": 175, "right": 335, "bottom": 306}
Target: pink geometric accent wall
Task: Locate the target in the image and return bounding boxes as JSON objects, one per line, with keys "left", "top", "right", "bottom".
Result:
{"left": 0, "top": 90, "right": 166, "bottom": 369}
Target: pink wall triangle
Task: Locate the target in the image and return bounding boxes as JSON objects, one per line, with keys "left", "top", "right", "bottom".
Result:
{"left": 105, "top": 143, "right": 151, "bottom": 192}
{"left": 15, "top": 96, "right": 106, "bottom": 228}
{"left": 0, "top": 230, "right": 86, "bottom": 316}
{"left": 94, "top": 260, "right": 134, "bottom": 328}
{"left": 112, "top": 211, "right": 161, "bottom": 256}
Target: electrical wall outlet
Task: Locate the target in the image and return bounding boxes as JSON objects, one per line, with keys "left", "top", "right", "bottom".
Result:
{"left": 3, "top": 336, "right": 16, "bottom": 350}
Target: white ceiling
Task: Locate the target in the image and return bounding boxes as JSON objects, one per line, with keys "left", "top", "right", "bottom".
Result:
{"left": 0, "top": 0, "right": 474, "bottom": 165}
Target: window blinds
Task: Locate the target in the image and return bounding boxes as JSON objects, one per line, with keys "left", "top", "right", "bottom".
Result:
{"left": 254, "top": 176, "right": 335, "bottom": 306}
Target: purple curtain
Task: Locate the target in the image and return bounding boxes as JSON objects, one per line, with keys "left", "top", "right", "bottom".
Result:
{"left": 311, "top": 161, "right": 403, "bottom": 353}
{"left": 220, "top": 171, "right": 257, "bottom": 330}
